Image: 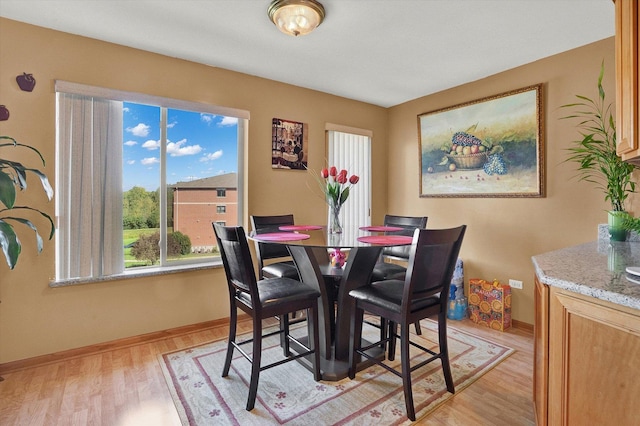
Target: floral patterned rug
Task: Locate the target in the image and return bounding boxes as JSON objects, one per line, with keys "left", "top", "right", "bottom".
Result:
{"left": 158, "top": 319, "right": 513, "bottom": 425}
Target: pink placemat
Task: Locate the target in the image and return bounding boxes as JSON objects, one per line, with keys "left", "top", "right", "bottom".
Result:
{"left": 357, "top": 235, "right": 413, "bottom": 245}
{"left": 255, "top": 232, "right": 311, "bottom": 242}
{"left": 279, "top": 225, "right": 323, "bottom": 231}
{"left": 359, "top": 226, "right": 404, "bottom": 232}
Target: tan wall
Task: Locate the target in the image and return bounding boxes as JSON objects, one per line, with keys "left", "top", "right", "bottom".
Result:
{"left": 388, "top": 37, "right": 640, "bottom": 325}
{"left": 0, "top": 18, "right": 388, "bottom": 364}
{"left": 0, "top": 17, "right": 631, "bottom": 364}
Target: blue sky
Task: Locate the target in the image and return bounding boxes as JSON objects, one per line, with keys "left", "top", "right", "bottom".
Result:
{"left": 122, "top": 102, "right": 238, "bottom": 191}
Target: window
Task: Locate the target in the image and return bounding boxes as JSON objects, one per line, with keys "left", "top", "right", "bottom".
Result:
{"left": 217, "top": 205, "right": 226, "bottom": 214}
{"left": 55, "top": 81, "right": 248, "bottom": 282}
{"left": 217, "top": 189, "right": 226, "bottom": 197}
{"left": 327, "top": 125, "right": 372, "bottom": 242}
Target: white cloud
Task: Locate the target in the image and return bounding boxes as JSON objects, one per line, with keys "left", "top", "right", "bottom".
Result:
{"left": 124, "top": 140, "right": 137, "bottom": 146}
{"left": 126, "top": 123, "right": 150, "bottom": 137}
{"left": 141, "top": 157, "right": 159, "bottom": 165}
{"left": 200, "top": 114, "right": 213, "bottom": 124}
{"left": 167, "top": 121, "right": 177, "bottom": 128}
{"left": 219, "top": 116, "right": 238, "bottom": 127}
{"left": 167, "top": 138, "right": 202, "bottom": 157}
{"left": 123, "top": 107, "right": 130, "bottom": 113}
{"left": 200, "top": 150, "right": 223, "bottom": 162}
{"left": 142, "top": 139, "right": 160, "bottom": 150}
{"left": 126, "top": 160, "right": 135, "bottom": 165}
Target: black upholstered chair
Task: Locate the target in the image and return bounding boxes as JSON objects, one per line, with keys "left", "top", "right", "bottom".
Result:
{"left": 370, "top": 215, "right": 428, "bottom": 282}
{"left": 370, "top": 215, "right": 427, "bottom": 335}
{"left": 348, "top": 225, "right": 466, "bottom": 421}
{"left": 213, "top": 223, "right": 321, "bottom": 411}
{"left": 250, "top": 214, "right": 299, "bottom": 280}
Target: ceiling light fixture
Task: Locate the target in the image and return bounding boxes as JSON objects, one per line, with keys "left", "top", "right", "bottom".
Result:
{"left": 268, "top": 0, "right": 325, "bottom": 37}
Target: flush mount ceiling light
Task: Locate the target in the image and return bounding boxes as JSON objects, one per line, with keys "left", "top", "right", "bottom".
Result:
{"left": 268, "top": 0, "right": 326, "bottom": 37}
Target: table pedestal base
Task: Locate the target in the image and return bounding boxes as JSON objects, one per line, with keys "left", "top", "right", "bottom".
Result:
{"left": 289, "top": 337, "right": 385, "bottom": 381}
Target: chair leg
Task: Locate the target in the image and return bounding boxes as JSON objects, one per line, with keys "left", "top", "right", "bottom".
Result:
{"left": 379, "top": 317, "right": 388, "bottom": 350}
{"left": 246, "top": 317, "right": 263, "bottom": 411}
{"left": 400, "top": 322, "right": 416, "bottom": 421}
{"left": 348, "top": 306, "right": 364, "bottom": 379}
{"left": 309, "top": 305, "right": 322, "bottom": 381}
{"left": 414, "top": 321, "right": 422, "bottom": 335}
{"left": 438, "top": 312, "right": 455, "bottom": 393}
{"left": 388, "top": 321, "right": 397, "bottom": 361}
{"left": 282, "top": 311, "right": 291, "bottom": 357}
{"left": 222, "top": 303, "right": 237, "bottom": 377}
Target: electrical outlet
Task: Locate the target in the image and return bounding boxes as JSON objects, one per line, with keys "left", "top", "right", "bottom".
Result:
{"left": 509, "top": 279, "right": 523, "bottom": 289}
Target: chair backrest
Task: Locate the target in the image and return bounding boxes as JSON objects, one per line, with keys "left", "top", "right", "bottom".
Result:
{"left": 250, "top": 214, "right": 295, "bottom": 268}
{"left": 212, "top": 223, "right": 260, "bottom": 306}
{"left": 402, "top": 226, "right": 466, "bottom": 313}
{"left": 382, "top": 215, "right": 428, "bottom": 259}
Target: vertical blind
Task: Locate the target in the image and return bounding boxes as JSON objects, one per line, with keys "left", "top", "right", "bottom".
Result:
{"left": 56, "top": 93, "right": 124, "bottom": 279}
{"left": 327, "top": 129, "right": 371, "bottom": 241}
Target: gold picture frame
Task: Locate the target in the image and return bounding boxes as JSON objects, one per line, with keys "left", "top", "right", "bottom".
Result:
{"left": 418, "top": 84, "right": 544, "bottom": 197}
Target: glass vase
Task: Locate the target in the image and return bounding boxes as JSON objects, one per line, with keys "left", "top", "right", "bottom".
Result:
{"left": 329, "top": 202, "right": 343, "bottom": 234}
{"left": 608, "top": 210, "right": 629, "bottom": 242}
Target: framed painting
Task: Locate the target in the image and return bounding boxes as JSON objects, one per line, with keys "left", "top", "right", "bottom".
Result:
{"left": 418, "top": 84, "right": 544, "bottom": 197}
{"left": 272, "top": 118, "right": 308, "bottom": 170}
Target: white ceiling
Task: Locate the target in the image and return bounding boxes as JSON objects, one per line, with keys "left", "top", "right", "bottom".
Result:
{"left": 0, "top": 0, "right": 615, "bottom": 108}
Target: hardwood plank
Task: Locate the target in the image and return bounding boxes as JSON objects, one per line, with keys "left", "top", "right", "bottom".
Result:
{"left": 0, "top": 317, "right": 534, "bottom": 425}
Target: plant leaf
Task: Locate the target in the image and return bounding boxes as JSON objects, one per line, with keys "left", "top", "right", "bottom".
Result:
{"left": 0, "top": 219, "right": 21, "bottom": 269}
{"left": 0, "top": 170, "right": 16, "bottom": 208}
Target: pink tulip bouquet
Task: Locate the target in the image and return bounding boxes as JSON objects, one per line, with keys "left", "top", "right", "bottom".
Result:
{"left": 317, "top": 166, "right": 359, "bottom": 233}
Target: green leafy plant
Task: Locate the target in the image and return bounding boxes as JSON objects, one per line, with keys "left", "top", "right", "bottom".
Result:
{"left": 0, "top": 136, "right": 55, "bottom": 269}
{"left": 561, "top": 61, "right": 638, "bottom": 213}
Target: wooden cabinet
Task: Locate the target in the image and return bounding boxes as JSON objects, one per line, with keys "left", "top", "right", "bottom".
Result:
{"left": 615, "top": 0, "right": 640, "bottom": 163}
{"left": 534, "top": 277, "right": 640, "bottom": 425}
{"left": 533, "top": 278, "right": 548, "bottom": 426}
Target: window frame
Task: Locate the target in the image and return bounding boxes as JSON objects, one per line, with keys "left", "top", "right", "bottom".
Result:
{"left": 52, "top": 81, "right": 249, "bottom": 286}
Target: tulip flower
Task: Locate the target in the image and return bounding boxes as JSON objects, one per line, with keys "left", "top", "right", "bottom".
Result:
{"left": 310, "top": 164, "right": 359, "bottom": 233}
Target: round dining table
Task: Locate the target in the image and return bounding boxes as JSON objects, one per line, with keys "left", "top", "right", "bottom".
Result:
{"left": 249, "top": 225, "right": 413, "bottom": 381}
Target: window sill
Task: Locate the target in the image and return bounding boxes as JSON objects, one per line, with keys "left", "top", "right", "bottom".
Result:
{"left": 49, "top": 260, "right": 223, "bottom": 288}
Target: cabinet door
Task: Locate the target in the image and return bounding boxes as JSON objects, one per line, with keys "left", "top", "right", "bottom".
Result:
{"left": 548, "top": 288, "right": 640, "bottom": 425}
{"left": 533, "top": 278, "right": 549, "bottom": 426}
{"left": 615, "top": 0, "right": 640, "bottom": 160}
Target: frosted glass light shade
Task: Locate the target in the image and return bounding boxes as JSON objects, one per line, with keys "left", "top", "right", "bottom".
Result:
{"left": 268, "top": 0, "right": 325, "bottom": 37}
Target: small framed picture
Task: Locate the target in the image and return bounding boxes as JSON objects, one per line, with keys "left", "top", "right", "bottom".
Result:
{"left": 272, "top": 118, "right": 307, "bottom": 170}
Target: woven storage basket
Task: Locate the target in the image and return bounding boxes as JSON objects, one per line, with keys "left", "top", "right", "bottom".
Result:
{"left": 446, "top": 152, "right": 488, "bottom": 169}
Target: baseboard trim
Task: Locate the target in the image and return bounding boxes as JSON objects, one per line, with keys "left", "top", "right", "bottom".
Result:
{"left": 0, "top": 315, "right": 248, "bottom": 376}
{"left": 512, "top": 319, "right": 533, "bottom": 332}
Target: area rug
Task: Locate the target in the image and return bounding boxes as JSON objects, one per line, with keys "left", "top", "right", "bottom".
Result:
{"left": 158, "top": 319, "right": 513, "bottom": 425}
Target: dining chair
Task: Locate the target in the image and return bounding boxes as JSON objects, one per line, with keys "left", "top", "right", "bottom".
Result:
{"left": 213, "top": 223, "right": 322, "bottom": 411}
{"left": 348, "top": 225, "right": 466, "bottom": 421}
{"left": 370, "top": 214, "right": 427, "bottom": 335}
{"left": 250, "top": 214, "right": 300, "bottom": 280}
{"left": 370, "top": 215, "right": 428, "bottom": 282}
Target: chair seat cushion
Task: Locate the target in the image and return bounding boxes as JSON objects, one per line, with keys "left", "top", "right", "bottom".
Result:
{"left": 370, "top": 262, "right": 406, "bottom": 282}
{"left": 349, "top": 280, "right": 440, "bottom": 314}
{"left": 238, "top": 277, "right": 320, "bottom": 309}
{"left": 262, "top": 261, "right": 299, "bottom": 279}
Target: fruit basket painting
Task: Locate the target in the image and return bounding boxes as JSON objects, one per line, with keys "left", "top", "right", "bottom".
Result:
{"left": 418, "top": 84, "right": 544, "bottom": 198}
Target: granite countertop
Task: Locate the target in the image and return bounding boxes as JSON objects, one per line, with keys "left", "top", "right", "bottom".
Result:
{"left": 532, "top": 240, "right": 640, "bottom": 311}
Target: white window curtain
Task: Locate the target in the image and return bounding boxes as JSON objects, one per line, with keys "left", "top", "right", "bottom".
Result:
{"left": 327, "top": 127, "right": 371, "bottom": 241}
{"left": 56, "top": 93, "right": 124, "bottom": 279}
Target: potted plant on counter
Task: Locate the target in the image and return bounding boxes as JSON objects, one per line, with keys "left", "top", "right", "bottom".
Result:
{"left": 561, "top": 62, "right": 638, "bottom": 241}
{"left": 0, "top": 135, "right": 55, "bottom": 269}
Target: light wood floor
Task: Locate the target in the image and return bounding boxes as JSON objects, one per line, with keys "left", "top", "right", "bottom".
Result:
{"left": 0, "top": 318, "right": 535, "bottom": 425}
